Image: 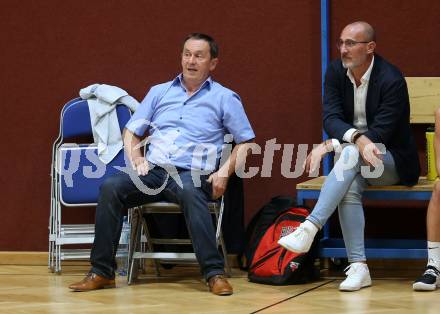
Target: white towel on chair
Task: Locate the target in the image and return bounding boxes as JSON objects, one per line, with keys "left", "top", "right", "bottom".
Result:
{"left": 80, "top": 84, "right": 139, "bottom": 164}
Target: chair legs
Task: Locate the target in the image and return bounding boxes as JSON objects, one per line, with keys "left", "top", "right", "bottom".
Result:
{"left": 127, "top": 207, "right": 140, "bottom": 284}
{"left": 214, "top": 199, "right": 231, "bottom": 277}
{"left": 127, "top": 201, "right": 230, "bottom": 284}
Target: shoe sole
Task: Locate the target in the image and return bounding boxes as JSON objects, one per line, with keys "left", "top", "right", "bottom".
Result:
{"left": 339, "top": 284, "right": 371, "bottom": 292}
{"left": 413, "top": 282, "right": 437, "bottom": 291}
{"left": 339, "top": 280, "right": 372, "bottom": 292}
{"left": 70, "top": 284, "right": 116, "bottom": 292}
{"left": 213, "top": 290, "right": 233, "bottom": 296}
{"left": 277, "top": 239, "right": 309, "bottom": 253}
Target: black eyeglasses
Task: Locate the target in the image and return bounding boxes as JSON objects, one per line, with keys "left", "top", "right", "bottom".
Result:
{"left": 337, "top": 39, "right": 370, "bottom": 50}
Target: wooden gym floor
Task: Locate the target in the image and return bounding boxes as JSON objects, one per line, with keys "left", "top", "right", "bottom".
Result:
{"left": 1, "top": 260, "right": 440, "bottom": 314}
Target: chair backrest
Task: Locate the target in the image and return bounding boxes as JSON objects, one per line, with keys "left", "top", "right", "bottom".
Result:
{"left": 58, "top": 97, "right": 133, "bottom": 205}
{"left": 59, "top": 144, "right": 127, "bottom": 205}
{"left": 61, "top": 98, "right": 132, "bottom": 139}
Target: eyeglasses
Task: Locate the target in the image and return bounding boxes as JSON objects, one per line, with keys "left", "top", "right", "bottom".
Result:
{"left": 337, "top": 39, "right": 370, "bottom": 50}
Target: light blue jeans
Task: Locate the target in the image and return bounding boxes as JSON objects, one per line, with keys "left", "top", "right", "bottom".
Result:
{"left": 307, "top": 144, "right": 399, "bottom": 262}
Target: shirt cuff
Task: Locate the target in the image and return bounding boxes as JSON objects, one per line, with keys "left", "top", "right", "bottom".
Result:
{"left": 125, "top": 119, "right": 148, "bottom": 137}
{"left": 343, "top": 128, "right": 357, "bottom": 143}
{"left": 331, "top": 139, "right": 342, "bottom": 152}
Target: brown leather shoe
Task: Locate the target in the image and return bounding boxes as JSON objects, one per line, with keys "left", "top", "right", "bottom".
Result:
{"left": 69, "top": 273, "right": 115, "bottom": 292}
{"left": 208, "top": 275, "right": 233, "bottom": 296}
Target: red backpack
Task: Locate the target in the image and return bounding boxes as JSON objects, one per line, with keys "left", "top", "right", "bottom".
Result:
{"left": 247, "top": 207, "right": 319, "bottom": 285}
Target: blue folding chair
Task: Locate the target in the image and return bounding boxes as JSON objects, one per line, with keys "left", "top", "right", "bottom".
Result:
{"left": 49, "top": 98, "right": 132, "bottom": 273}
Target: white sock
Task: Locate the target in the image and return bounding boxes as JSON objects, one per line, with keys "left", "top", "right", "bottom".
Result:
{"left": 427, "top": 241, "right": 440, "bottom": 269}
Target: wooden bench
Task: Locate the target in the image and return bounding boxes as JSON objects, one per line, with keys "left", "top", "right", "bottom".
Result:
{"left": 296, "top": 77, "right": 440, "bottom": 259}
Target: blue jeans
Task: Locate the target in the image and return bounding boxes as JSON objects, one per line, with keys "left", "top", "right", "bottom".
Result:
{"left": 307, "top": 145, "right": 399, "bottom": 262}
{"left": 90, "top": 166, "right": 225, "bottom": 280}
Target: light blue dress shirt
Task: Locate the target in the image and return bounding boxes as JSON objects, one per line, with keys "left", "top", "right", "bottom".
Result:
{"left": 126, "top": 74, "right": 255, "bottom": 171}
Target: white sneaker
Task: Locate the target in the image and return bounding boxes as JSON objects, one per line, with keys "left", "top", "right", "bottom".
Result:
{"left": 277, "top": 220, "right": 318, "bottom": 253}
{"left": 413, "top": 265, "right": 440, "bottom": 291}
{"left": 339, "top": 263, "right": 372, "bottom": 291}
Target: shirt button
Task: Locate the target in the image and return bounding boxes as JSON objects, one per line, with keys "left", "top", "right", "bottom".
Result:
{"left": 180, "top": 116, "right": 182, "bottom": 120}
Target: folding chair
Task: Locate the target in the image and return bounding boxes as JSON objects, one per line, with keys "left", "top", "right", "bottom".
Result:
{"left": 127, "top": 198, "right": 231, "bottom": 284}
{"left": 49, "top": 98, "right": 132, "bottom": 273}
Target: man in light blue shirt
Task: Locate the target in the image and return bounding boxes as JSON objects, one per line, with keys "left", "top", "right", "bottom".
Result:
{"left": 69, "top": 33, "right": 255, "bottom": 296}
{"left": 128, "top": 74, "right": 254, "bottom": 172}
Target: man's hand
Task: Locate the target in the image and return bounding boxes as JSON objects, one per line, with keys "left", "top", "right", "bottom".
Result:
{"left": 355, "top": 135, "right": 383, "bottom": 167}
{"left": 303, "top": 141, "right": 329, "bottom": 175}
{"left": 207, "top": 172, "right": 229, "bottom": 199}
{"left": 132, "top": 156, "right": 149, "bottom": 176}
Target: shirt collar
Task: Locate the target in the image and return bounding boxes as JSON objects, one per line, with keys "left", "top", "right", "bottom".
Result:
{"left": 346, "top": 55, "right": 375, "bottom": 85}
{"left": 173, "top": 73, "right": 213, "bottom": 90}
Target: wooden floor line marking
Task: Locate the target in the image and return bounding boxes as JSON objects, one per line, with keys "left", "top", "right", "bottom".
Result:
{"left": 250, "top": 280, "right": 335, "bottom": 314}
